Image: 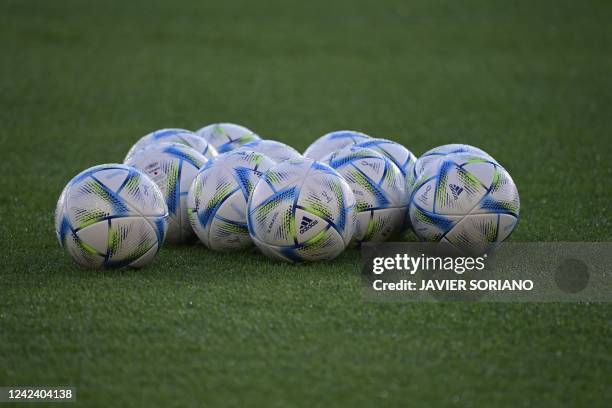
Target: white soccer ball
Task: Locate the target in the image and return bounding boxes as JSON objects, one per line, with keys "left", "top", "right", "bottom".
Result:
{"left": 323, "top": 146, "right": 405, "bottom": 242}
{"left": 124, "top": 128, "right": 217, "bottom": 162}
{"left": 414, "top": 143, "right": 496, "bottom": 182}
{"left": 409, "top": 153, "right": 520, "bottom": 254}
{"left": 187, "top": 150, "right": 275, "bottom": 251}
{"left": 55, "top": 164, "right": 168, "bottom": 268}
{"left": 355, "top": 138, "right": 417, "bottom": 194}
{"left": 195, "top": 123, "right": 261, "bottom": 154}
{"left": 237, "top": 139, "right": 301, "bottom": 163}
{"left": 124, "top": 143, "right": 208, "bottom": 244}
{"left": 247, "top": 158, "right": 355, "bottom": 262}
{"left": 303, "top": 130, "right": 371, "bottom": 161}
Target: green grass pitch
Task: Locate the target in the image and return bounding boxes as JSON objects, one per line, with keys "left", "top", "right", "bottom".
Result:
{"left": 1, "top": 0, "right": 611, "bottom": 406}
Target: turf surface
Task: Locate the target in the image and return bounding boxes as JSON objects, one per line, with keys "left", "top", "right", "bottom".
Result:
{"left": 1, "top": 0, "right": 611, "bottom": 406}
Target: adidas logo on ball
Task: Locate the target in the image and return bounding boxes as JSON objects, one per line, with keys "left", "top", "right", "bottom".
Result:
{"left": 299, "top": 216, "right": 318, "bottom": 234}
{"left": 449, "top": 183, "right": 464, "bottom": 199}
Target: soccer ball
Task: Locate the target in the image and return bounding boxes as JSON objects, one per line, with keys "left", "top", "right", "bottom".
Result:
{"left": 187, "top": 150, "right": 275, "bottom": 251}
{"left": 247, "top": 158, "right": 355, "bottom": 262}
{"left": 303, "top": 130, "right": 371, "bottom": 161}
{"left": 124, "top": 128, "right": 217, "bottom": 162}
{"left": 55, "top": 164, "right": 168, "bottom": 268}
{"left": 195, "top": 123, "right": 261, "bottom": 154}
{"left": 409, "top": 153, "right": 520, "bottom": 254}
{"left": 124, "top": 143, "right": 208, "bottom": 244}
{"left": 323, "top": 146, "right": 405, "bottom": 242}
{"left": 355, "top": 138, "right": 417, "bottom": 194}
{"left": 414, "top": 143, "right": 496, "bottom": 182}
{"left": 236, "top": 139, "right": 302, "bottom": 163}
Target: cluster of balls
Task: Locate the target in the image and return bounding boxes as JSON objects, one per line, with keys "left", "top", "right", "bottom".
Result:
{"left": 55, "top": 124, "right": 520, "bottom": 268}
